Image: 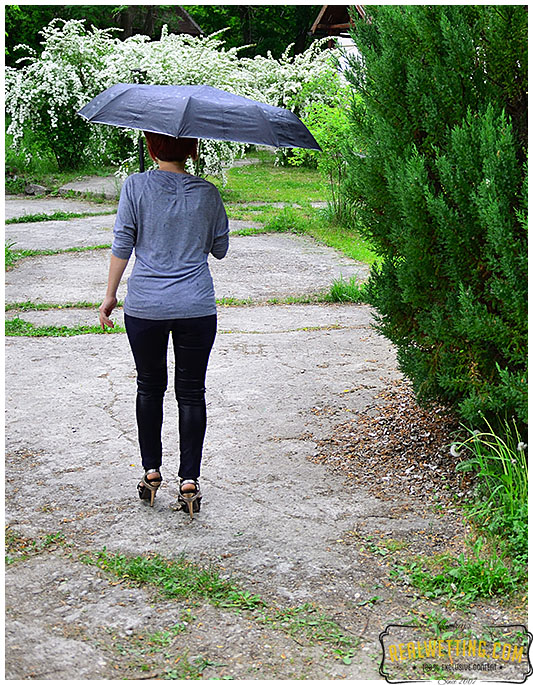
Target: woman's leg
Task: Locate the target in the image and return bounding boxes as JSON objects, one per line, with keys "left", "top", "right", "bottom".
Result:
{"left": 171, "top": 315, "right": 217, "bottom": 479}
{"left": 124, "top": 314, "right": 171, "bottom": 471}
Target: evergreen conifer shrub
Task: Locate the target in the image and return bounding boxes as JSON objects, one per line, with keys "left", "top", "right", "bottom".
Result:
{"left": 344, "top": 6, "right": 527, "bottom": 426}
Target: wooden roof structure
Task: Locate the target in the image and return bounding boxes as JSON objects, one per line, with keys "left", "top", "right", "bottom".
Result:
{"left": 310, "top": 5, "right": 366, "bottom": 37}
{"left": 174, "top": 6, "right": 203, "bottom": 36}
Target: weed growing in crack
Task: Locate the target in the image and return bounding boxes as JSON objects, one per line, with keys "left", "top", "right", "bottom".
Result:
{"left": 80, "top": 548, "right": 265, "bottom": 610}
{"left": 5, "top": 244, "right": 111, "bottom": 270}
{"left": 6, "top": 210, "right": 115, "bottom": 224}
{"left": 5, "top": 300, "right": 109, "bottom": 311}
{"left": 6, "top": 317, "right": 124, "bottom": 336}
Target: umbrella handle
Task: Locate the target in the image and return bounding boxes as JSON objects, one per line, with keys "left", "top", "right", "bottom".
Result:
{"left": 138, "top": 136, "right": 145, "bottom": 173}
{"left": 194, "top": 140, "right": 202, "bottom": 176}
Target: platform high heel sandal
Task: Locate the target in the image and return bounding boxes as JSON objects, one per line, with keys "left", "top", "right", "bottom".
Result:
{"left": 137, "top": 469, "right": 162, "bottom": 507}
{"left": 178, "top": 479, "right": 202, "bottom": 520}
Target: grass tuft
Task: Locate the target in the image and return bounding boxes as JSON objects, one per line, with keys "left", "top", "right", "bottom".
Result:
{"left": 5, "top": 244, "right": 111, "bottom": 270}
{"left": 325, "top": 276, "right": 369, "bottom": 303}
{"left": 390, "top": 537, "right": 524, "bottom": 607}
{"left": 81, "top": 548, "right": 264, "bottom": 610}
{"left": 454, "top": 419, "right": 528, "bottom": 567}
{"left": 6, "top": 300, "right": 106, "bottom": 312}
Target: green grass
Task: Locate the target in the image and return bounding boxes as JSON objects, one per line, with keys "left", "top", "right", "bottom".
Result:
{"left": 209, "top": 153, "right": 326, "bottom": 204}
{"left": 81, "top": 548, "right": 265, "bottom": 611}
{"left": 5, "top": 300, "right": 106, "bottom": 312}
{"left": 6, "top": 210, "right": 115, "bottom": 224}
{"left": 233, "top": 206, "right": 379, "bottom": 266}
{"left": 6, "top": 317, "right": 123, "bottom": 337}
{"left": 454, "top": 419, "right": 528, "bottom": 568}
{"left": 5, "top": 243, "right": 111, "bottom": 270}
{"left": 80, "top": 547, "right": 358, "bottom": 661}
{"left": 389, "top": 538, "right": 524, "bottom": 607}
{"left": 226, "top": 203, "right": 285, "bottom": 224}
{"left": 6, "top": 127, "right": 119, "bottom": 194}
{"left": 5, "top": 241, "right": 17, "bottom": 269}
{"left": 325, "top": 276, "right": 369, "bottom": 303}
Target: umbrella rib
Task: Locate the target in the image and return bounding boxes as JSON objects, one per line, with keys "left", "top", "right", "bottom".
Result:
{"left": 176, "top": 94, "right": 194, "bottom": 139}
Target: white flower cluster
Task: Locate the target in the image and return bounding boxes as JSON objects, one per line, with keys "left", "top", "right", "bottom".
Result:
{"left": 6, "top": 19, "right": 340, "bottom": 176}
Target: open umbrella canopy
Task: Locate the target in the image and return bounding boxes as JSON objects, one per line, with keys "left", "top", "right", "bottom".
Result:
{"left": 78, "top": 83, "right": 321, "bottom": 151}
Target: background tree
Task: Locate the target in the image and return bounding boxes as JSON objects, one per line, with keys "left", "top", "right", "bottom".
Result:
{"left": 343, "top": 5, "right": 527, "bottom": 427}
{"left": 187, "top": 5, "right": 321, "bottom": 57}
{"left": 6, "top": 5, "right": 322, "bottom": 65}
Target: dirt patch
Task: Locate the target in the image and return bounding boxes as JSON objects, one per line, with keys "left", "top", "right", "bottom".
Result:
{"left": 312, "top": 378, "right": 472, "bottom": 504}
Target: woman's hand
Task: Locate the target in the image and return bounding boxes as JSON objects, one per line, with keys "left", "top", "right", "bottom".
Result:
{"left": 99, "top": 295, "right": 118, "bottom": 330}
{"left": 100, "top": 255, "right": 129, "bottom": 330}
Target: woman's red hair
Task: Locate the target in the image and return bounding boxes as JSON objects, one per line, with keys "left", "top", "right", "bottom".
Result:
{"left": 143, "top": 131, "right": 198, "bottom": 162}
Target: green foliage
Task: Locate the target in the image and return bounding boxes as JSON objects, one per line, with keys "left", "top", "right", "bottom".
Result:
{"left": 326, "top": 277, "right": 369, "bottom": 304}
{"left": 187, "top": 5, "right": 322, "bottom": 58}
{"left": 344, "top": 6, "right": 527, "bottom": 426}
{"left": 6, "top": 17, "right": 337, "bottom": 174}
{"left": 289, "top": 88, "right": 361, "bottom": 224}
{"left": 211, "top": 153, "right": 325, "bottom": 204}
{"left": 5, "top": 244, "right": 111, "bottom": 271}
{"left": 454, "top": 420, "right": 528, "bottom": 566}
{"left": 390, "top": 539, "right": 523, "bottom": 607}
{"left": 5, "top": 300, "right": 105, "bottom": 312}
{"left": 5, "top": 241, "right": 17, "bottom": 269}
{"left": 6, "top": 5, "right": 322, "bottom": 64}
{"left": 82, "top": 548, "right": 265, "bottom": 609}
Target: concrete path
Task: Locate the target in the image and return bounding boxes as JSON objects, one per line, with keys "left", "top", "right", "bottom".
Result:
{"left": 6, "top": 214, "right": 115, "bottom": 251}
{"left": 5, "top": 186, "right": 509, "bottom": 680}
{"left": 59, "top": 174, "right": 123, "bottom": 200}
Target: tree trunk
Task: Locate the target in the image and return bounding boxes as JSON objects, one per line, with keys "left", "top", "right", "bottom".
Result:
{"left": 120, "top": 6, "right": 135, "bottom": 39}
{"left": 239, "top": 6, "right": 253, "bottom": 46}
{"left": 143, "top": 6, "right": 155, "bottom": 38}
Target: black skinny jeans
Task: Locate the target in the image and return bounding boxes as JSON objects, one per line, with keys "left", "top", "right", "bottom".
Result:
{"left": 124, "top": 313, "right": 217, "bottom": 479}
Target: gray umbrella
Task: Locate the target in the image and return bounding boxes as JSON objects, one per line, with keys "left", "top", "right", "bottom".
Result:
{"left": 78, "top": 83, "right": 321, "bottom": 151}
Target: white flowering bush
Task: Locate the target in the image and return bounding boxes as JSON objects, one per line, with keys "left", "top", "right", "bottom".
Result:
{"left": 6, "top": 19, "right": 116, "bottom": 168}
{"left": 6, "top": 19, "right": 341, "bottom": 175}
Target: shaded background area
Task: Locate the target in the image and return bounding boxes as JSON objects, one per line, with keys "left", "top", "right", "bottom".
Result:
{"left": 5, "top": 4, "right": 322, "bottom": 65}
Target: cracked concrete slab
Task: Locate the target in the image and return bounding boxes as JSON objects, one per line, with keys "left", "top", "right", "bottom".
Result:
{"left": 5, "top": 215, "right": 263, "bottom": 252}
{"left": 3, "top": 307, "right": 413, "bottom": 608}
{"left": 5, "top": 302, "right": 372, "bottom": 331}
{"left": 6, "top": 214, "right": 115, "bottom": 251}
{"left": 5, "top": 234, "right": 369, "bottom": 305}
{"left": 6, "top": 305, "right": 401, "bottom": 679}
{"left": 5, "top": 554, "right": 339, "bottom": 680}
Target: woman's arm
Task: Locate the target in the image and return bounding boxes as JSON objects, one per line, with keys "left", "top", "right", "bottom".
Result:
{"left": 99, "top": 254, "right": 129, "bottom": 329}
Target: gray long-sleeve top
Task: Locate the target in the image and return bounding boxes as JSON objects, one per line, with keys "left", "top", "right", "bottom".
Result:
{"left": 112, "top": 170, "right": 229, "bottom": 320}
